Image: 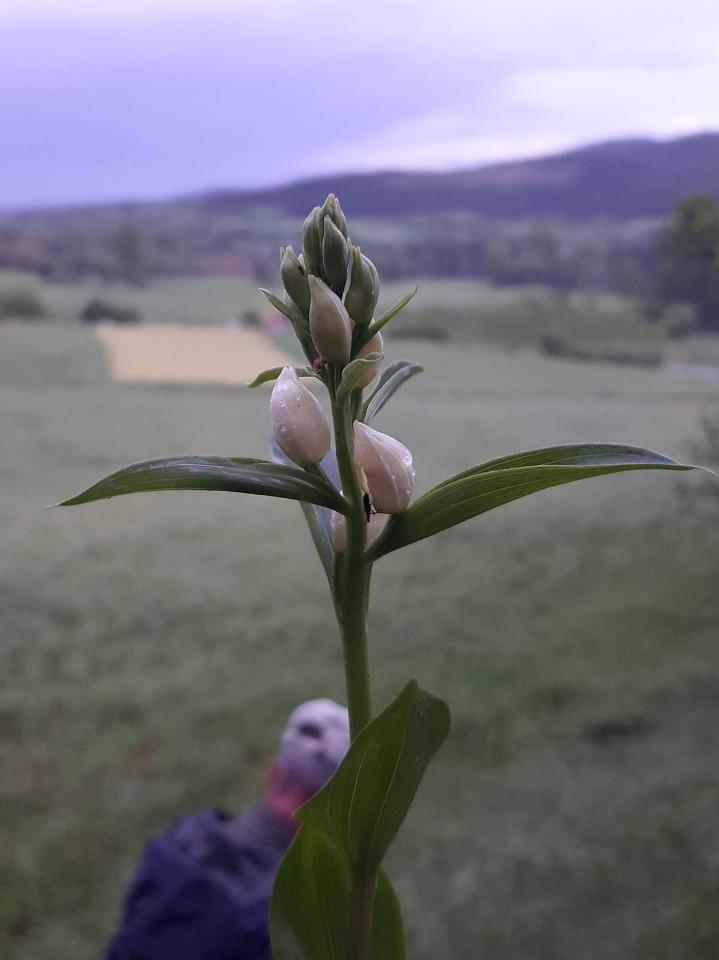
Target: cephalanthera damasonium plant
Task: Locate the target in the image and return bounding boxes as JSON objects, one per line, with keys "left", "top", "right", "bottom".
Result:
{"left": 57, "top": 195, "right": 704, "bottom": 960}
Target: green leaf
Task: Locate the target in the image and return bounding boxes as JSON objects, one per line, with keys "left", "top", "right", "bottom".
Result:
{"left": 247, "top": 365, "right": 314, "bottom": 388}
{"left": 298, "top": 500, "right": 336, "bottom": 591}
{"left": 270, "top": 830, "right": 404, "bottom": 960}
{"left": 443, "top": 442, "right": 695, "bottom": 475}
{"left": 269, "top": 441, "right": 341, "bottom": 592}
{"left": 361, "top": 360, "right": 423, "bottom": 424}
{"left": 336, "top": 353, "right": 383, "bottom": 403}
{"left": 370, "top": 871, "right": 406, "bottom": 960}
{"left": 298, "top": 680, "right": 450, "bottom": 875}
{"left": 370, "top": 443, "right": 698, "bottom": 558}
{"left": 52, "top": 456, "right": 350, "bottom": 514}
{"left": 355, "top": 286, "right": 418, "bottom": 351}
{"left": 259, "top": 287, "right": 305, "bottom": 326}
{"left": 270, "top": 828, "right": 348, "bottom": 960}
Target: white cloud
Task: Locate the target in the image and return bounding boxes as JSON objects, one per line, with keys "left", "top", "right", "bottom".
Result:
{"left": 302, "top": 108, "right": 574, "bottom": 173}
{"left": 303, "top": 52, "right": 719, "bottom": 175}
{"left": 508, "top": 62, "right": 719, "bottom": 135}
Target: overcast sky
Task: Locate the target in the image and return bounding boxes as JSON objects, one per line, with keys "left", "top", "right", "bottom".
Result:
{"left": 1, "top": 0, "right": 718, "bottom": 209}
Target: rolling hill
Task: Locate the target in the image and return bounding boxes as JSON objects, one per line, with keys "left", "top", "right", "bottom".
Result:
{"left": 200, "top": 132, "right": 719, "bottom": 221}
{"left": 2, "top": 132, "right": 719, "bottom": 230}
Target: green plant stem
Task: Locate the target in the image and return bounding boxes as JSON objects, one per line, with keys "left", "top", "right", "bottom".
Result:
{"left": 331, "top": 380, "right": 372, "bottom": 739}
{"left": 330, "top": 373, "right": 376, "bottom": 960}
{"left": 336, "top": 552, "right": 372, "bottom": 740}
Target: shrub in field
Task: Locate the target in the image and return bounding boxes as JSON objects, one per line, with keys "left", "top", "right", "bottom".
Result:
{"left": 0, "top": 287, "right": 46, "bottom": 319}
{"left": 654, "top": 194, "right": 719, "bottom": 332}
{"left": 80, "top": 298, "right": 141, "bottom": 324}
{"left": 57, "top": 196, "right": 705, "bottom": 960}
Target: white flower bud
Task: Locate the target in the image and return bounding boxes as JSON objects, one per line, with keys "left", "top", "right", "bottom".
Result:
{"left": 354, "top": 332, "right": 383, "bottom": 389}
{"left": 270, "top": 367, "right": 331, "bottom": 467}
{"left": 308, "top": 275, "right": 352, "bottom": 365}
{"left": 353, "top": 422, "right": 414, "bottom": 514}
{"left": 331, "top": 510, "right": 389, "bottom": 553}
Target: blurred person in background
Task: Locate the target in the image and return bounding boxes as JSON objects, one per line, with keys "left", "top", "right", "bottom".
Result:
{"left": 106, "top": 699, "right": 350, "bottom": 960}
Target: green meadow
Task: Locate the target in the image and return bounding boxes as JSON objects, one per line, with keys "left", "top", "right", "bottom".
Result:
{"left": 2, "top": 299, "right": 719, "bottom": 959}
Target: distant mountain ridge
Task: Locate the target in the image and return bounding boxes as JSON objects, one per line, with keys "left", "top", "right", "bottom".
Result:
{"left": 198, "top": 132, "right": 719, "bottom": 221}
{"left": 2, "top": 132, "right": 719, "bottom": 230}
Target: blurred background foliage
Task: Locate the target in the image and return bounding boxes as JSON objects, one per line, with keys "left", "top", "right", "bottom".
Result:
{"left": 2, "top": 314, "right": 719, "bottom": 959}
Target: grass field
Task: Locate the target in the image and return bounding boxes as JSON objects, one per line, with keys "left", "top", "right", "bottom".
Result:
{"left": 2, "top": 316, "right": 719, "bottom": 959}
{"left": 6, "top": 268, "right": 719, "bottom": 370}
{"left": 0, "top": 270, "right": 269, "bottom": 326}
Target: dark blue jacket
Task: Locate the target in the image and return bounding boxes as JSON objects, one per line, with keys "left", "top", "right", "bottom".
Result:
{"left": 107, "top": 806, "right": 296, "bottom": 960}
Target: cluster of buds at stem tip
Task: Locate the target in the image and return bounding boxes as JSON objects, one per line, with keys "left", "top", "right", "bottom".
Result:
{"left": 270, "top": 367, "right": 331, "bottom": 467}
{"left": 301, "top": 194, "right": 348, "bottom": 288}
{"left": 277, "top": 194, "right": 381, "bottom": 368}
{"left": 353, "top": 422, "right": 414, "bottom": 515}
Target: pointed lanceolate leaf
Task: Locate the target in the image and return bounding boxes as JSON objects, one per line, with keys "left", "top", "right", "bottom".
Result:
{"left": 270, "top": 829, "right": 404, "bottom": 960}
{"left": 336, "top": 353, "right": 383, "bottom": 403}
{"left": 270, "top": 438, "right": 340, "bottom": 590}
{"left": 441, "top": 443, "right": 696, "bottom": 475}
{"left": 370, "top": 443, "right": 698, "bottom": 558}
{"left": 270, "top": 829, "right": 348, "bottom": 960}
{"left": 53, "top": 456, "right": 350, "bottom": 514}
{"left": 370, "top": 870, "right": 406, "bottom": 960}
{"left": 355, "top": 286, "right": 418, "bottom": 351}
{"left": 298, "top": 500, "right": 335, "bottom": 590}
{"left": 361, "top": 360, "right": 423, "bottom": 424}
{"left": 297, "top": 680, "right": 450, "bottom": 876}
{"left": 259, "top": 287, "right": 305, "bottom": 325}
{"left": 248, "top": 365, "right": 315, "bottom": 388}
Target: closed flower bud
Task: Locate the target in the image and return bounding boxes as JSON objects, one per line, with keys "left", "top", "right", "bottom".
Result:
{"left": 270, "top": 367, "right": 330, "bottom": 466}
{"left": 353, "top": 422, "right": 414, "bottom": 514}
{"left": 281, "top": 246, "right": 311, "bottom": 315}
{"left": 354, "top": 332, "right": 383, "bottom": 389}
{"left": 319, "top": 194, "right": 348, "bottom": 239}
{"left": 331, "top": 510, "right": 388, "bottom": 553}
{"left": 308, "top": 275, "right": 352, "bottom": 364}
{"left": 322, "top": 216, "right": 350, "bottom": 296}
{"left": 344, "top": 247, "right": 379, "bottom": 326}
{"left": 302, "top": 207, "right": 323, "bottom": 276}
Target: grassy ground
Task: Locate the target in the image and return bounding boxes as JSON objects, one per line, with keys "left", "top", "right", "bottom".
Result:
{"left": 6, "top": 268, "right": 719, "bottom": 370}
{"left": 2, "top": 320, "right": 719, "bottom": 959}
{"left": 0, "top": 270, "right": 269, "bottom": 325}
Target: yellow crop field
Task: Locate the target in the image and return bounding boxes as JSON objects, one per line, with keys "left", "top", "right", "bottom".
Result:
{"left": 94, "top": 324, "right": 295, "bottom": 385}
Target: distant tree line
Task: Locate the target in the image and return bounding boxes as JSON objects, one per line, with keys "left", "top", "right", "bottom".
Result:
{"left": 2, "top": 195, "right": 719, "bottom": 332}
{"left": 649, "top": 194, "right": 719, "bottom": 332}
{"left": 362, "top": 230, "right": 656, "bottom": 296}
